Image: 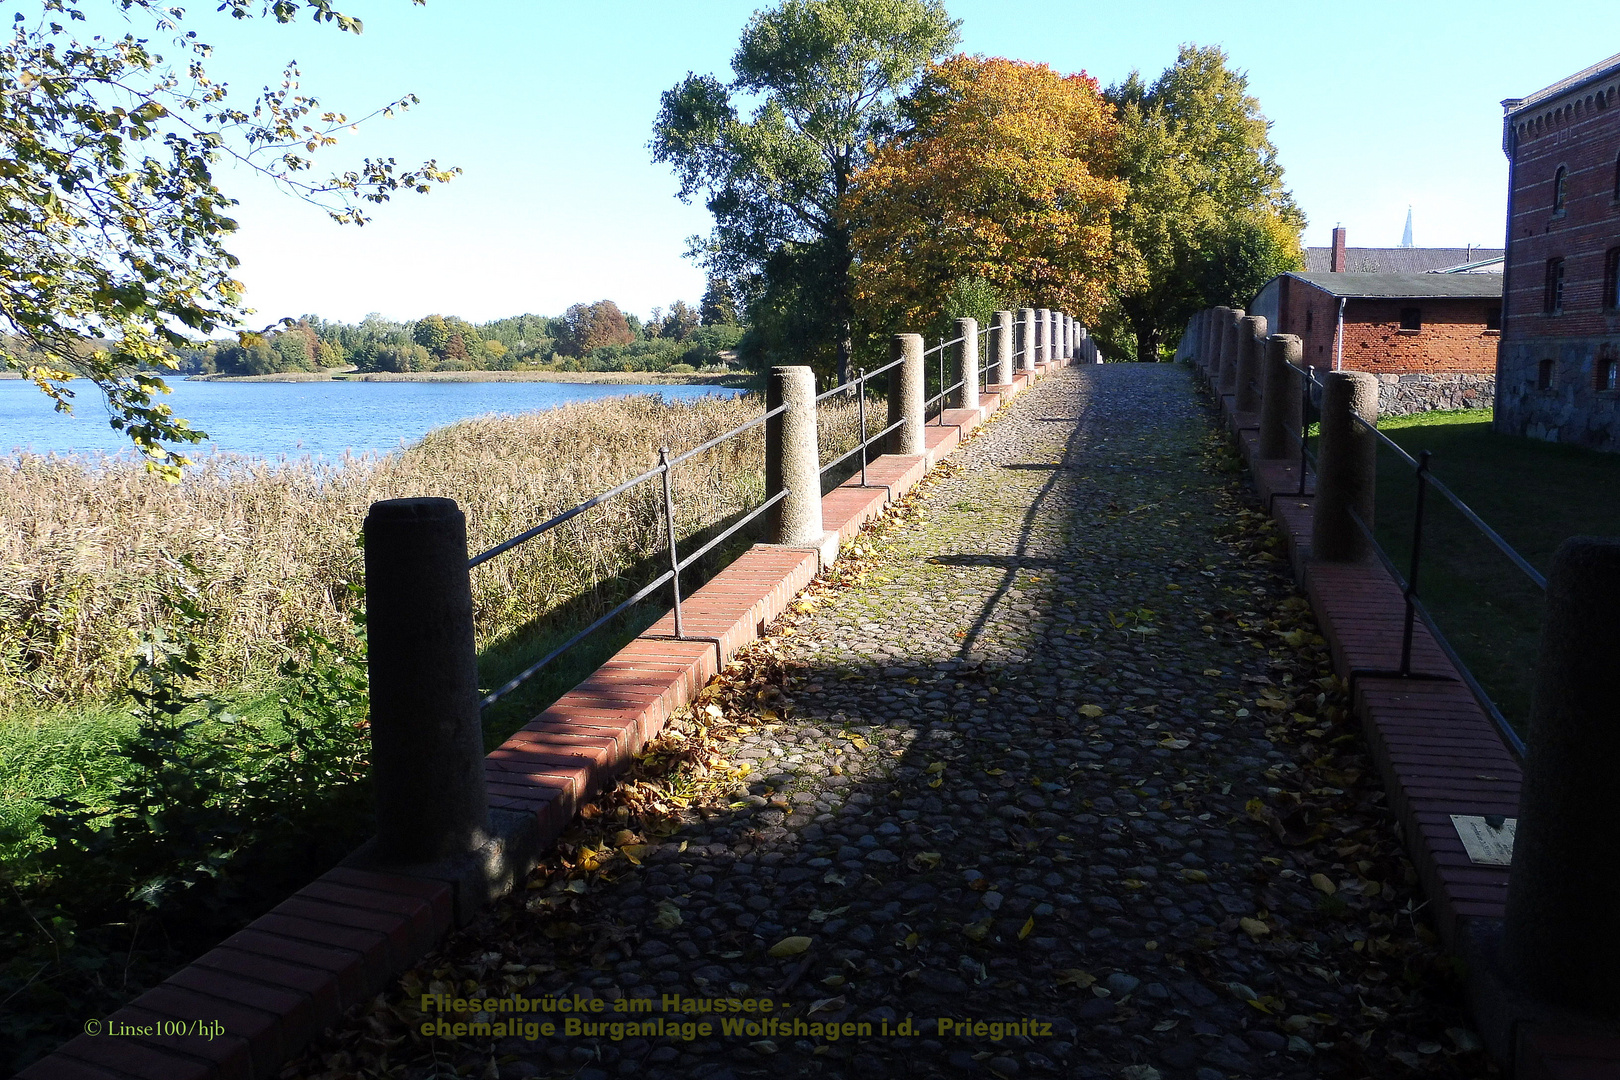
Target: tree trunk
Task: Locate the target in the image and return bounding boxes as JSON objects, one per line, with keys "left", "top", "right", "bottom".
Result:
{"left": 1135, "top": 325, "right": 1160, "bottom": 364}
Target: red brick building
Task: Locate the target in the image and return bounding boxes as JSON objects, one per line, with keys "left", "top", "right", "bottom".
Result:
{"left": 1497, "top": 52, "right": 1620, "bottom": 452}
{"left": 1249, "top": 270, "right": 1501, "bottom": 413}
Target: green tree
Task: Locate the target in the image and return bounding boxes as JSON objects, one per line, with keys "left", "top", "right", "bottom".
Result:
{"left": 411, "top": 315, "right": 451, "bottom": 357}
{"left": 651, "top": 0, "right": 958, "bottom": 384}
{"left": 0, "top": 0, "right": 456, "bottom": 478}
{"left": 1102, "top": 45, "right": 1304, "bottom": 363}
{"left": 700, "top": 274, "right": 739, "bottom": 326}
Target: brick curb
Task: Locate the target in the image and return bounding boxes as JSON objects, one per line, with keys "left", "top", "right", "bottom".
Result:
{"left": 1214, "top": 379, "right": 1620, "bottom": 1077}
{"left": 15, "top": 357, "right": 1068, "bottom": 1080}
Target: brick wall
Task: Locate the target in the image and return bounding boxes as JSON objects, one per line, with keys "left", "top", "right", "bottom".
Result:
{"left": 1276, "top": 279, "right": 1498, "bottom": 375}
{"left": 1500, "top": 69, "right": 1620, "bottom": 451}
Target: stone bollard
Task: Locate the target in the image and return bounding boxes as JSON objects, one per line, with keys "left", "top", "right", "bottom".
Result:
{"left": 1259, "top": 335, "right": 1304, "bottom": 458}
{"left": 1200, "top": 309, "right": 1218, "bottom": 376}
{"left": 1235, "top": 315, "right": 1268, "bottom": 414}
{"left": 1018, "top": 308, "right": 1036, "bottom": 373}
{"left": 766, "top": 365, "right": 823, "bottom": 546}
{"left": 953, "top": 317, "right": 979, "bottom": 410}
{"left": 1064, "top": 314, "right": 1074, "bottom": 360}
{"left": 993, "top": 310, "right": 1014, "bottom": 386}
{"left": 1502, "top": 538, "right": 1620, "bottom": 1013}
{"left": 364, "top": 497, "right": 490, "bottom": 865}
{"left": 1217, "top": 308, "right": 1246, "bottom": 396}
{"left": 888, "top": 333, "right": 925, "bottom": 456}
{"left": 1036, "top": 308, "right": 1051, "bottom": 365}
{"left": 1206, "top": 307, "right": 1230, "bottom": 384}
{"left": 1193, "top": 311, "right": 1210, "bottom": 371}
{"left": 1311, "top": 370, "right": 1379, "bottom": 562}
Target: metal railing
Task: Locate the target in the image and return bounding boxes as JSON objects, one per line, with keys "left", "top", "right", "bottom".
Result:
{"left": 469, "top": 402, "right": 788, "bottom": 711}
{"left": 1278, "top": 361, "right": 1539, "bottom": 761}
{"left": 469, "top": 312, "right": 1071, "bottom": 712}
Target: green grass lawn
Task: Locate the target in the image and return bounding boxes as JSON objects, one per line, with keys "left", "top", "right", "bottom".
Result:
{"left": 1362, "top": 408, "right": 1620, "bottom": 735}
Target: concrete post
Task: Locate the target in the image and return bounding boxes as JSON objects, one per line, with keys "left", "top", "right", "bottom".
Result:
{"left": 1192, "top": 311, "right": 1208, "bottom": 370}
{"left": 1311, "top": 370, "right": 1379, "bottom": 562}
{"left": 953, "top": 317, "right": 979, "bottom": 410}
{"left": 1503, "top": 538, "right": 1620, "bottom": 1013}
{"left": 364, "top": 497, "right": 490, "bottom": 865}
{"left": 992, "top": 310, "right": 1014, "bottom": 386}
{"left": 1235, "top": 315, "right": 1268, "bottom": 414}
{"left": 1259, "top": 335, "right": 1303, "bottom": 459}
{"left": 1218, "top": 308, "right": 1246, "bottom": 395}
{"left": 1017, "top": 308, "right": 1036, "bottom": 373}
{"left": 888, "top": 333, "right": 925, "bottom": 456}
{"left": 1206, "top": 307, "right": 1230, "bottom": 383}
{"left": 767, "top": 365, "right": 823, "bottom": 546}
{"left": 1063, "top": 314, "right": 1074, "bottom": 360}
{"left": 1035, "top": 308, "right": 1051, "bottom": 365}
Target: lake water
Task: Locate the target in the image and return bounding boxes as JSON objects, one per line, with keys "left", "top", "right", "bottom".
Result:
{"left": 0, "top": 378, "right": 745, "bottom": 461}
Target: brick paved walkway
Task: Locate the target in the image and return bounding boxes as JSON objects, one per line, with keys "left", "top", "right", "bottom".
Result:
{"left": 289, "top": 364, "right": 1493, "bottom": 1080}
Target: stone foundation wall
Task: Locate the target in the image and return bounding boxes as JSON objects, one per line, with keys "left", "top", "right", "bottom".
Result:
{"left": 1374, "top": 372, "right": 1496, "bottom": 416}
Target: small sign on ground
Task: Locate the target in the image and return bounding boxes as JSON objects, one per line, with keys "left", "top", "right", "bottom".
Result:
{"left": 1451, "top": 814, "right": 1516, "bottom": 866}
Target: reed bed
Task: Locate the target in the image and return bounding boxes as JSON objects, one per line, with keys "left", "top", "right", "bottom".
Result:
{"left": 2, "top": 393, "right": 862, "bottom": 708}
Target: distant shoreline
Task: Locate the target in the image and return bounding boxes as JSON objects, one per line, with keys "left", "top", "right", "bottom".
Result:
{"left": 185, "top": 369, "right": 757, "bottom": 387}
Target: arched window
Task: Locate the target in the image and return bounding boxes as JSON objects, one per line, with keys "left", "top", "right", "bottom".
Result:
{"left": 1553, "top": 165, "right": 1569, "bottom": 213}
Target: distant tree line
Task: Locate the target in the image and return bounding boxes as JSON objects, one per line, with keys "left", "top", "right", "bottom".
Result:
{"left": 172, "top": 282, "right": 743, "bottom": 377}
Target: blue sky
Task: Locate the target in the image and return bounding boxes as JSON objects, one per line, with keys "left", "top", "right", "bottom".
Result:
{"left": 184, "top": 1, "right": 1620, "bottom": 327}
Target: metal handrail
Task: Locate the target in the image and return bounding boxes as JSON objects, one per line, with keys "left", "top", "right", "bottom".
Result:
{"left": 1272, "top": 354, "right": 1542, "bottom": 761}
{"left": 1342, "top": 504, "right": 1529, "bottom": 762}
{"left": 470, "top": 395, "right": 795, "bottom": 709}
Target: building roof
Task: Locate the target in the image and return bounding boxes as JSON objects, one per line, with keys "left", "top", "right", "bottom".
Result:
{"left": 1505, "top": 51, "right": 1620, "bottom": 116}
{"left": 1304, "top": 247, "right": 1504, "bottom": 273}
{"left": 1286, "top": 272, "right": 1503, "bottom": 300}
{"left": 1428, "top": 255, "right": 1506, "bottom": 274}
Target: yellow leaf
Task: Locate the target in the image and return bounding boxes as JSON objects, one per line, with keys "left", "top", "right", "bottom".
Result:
{"left": 1240, "top": 918, "right": 1270, "bottom": 939}
{"left": 1078, "top": 705, "right": 1103, "bottom": 719}
{"left": 911, "top": 851, "right": 942, "bottom": 869}
{"left": 848, "top": 736, "right": 869, "bottom": 750}
{"left": 926, "top": 762, "right": 947, "bottom": 774}
{"left": 1202, "top": 668, "right": 1224, "bottom": 677}
{"left": 903, "top": 932, "right": 920, "bottom": 949}
{"left": 1310, "top": 873, "right": 1337, "bottom": 895}
{"left": 928, "top": 777, "right": 944, "bottom": 788}
{"left": 1018, "top": 916, "right": 1034, "bottom": 940}
{"left": 962, "top": 919, "right": 992, "bottom": 942}
{"left": 984, "top": 768, "right": 1006, "bottom": 776}
{"left": 1055, "top": 969, "right": 1096, "bottom": 989}
{"left": 1180, "top": 868, "right": 1209, "bottom": 884}
{"left": 768, "top": 936, "right": 812, "bottom": 958}
{"left": 705, "top": 703, "right": 723, "bottom": 719}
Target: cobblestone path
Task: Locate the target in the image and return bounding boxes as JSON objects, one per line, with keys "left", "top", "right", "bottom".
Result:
{"left": 298, "top": 365, "right": 1489, "bottom": 1080}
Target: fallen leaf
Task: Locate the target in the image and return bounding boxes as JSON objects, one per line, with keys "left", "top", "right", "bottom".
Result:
{"left": 1240, "top": 918, "right": 1270, "bottom": 939}
{"left": 1018, "top": 916, "right": 1034, "bottom": 940}
{"left": 962, "top": 919, "right": 992, "bottom": 942}
{"left": 652, "top": 902, "right": 682, "bottom": 930}
{"left": 806, "top": 996, "right": 845, "bottom": 1016}
{"left": 1055, "top": 969, "right": 1096, "bottom": 989}
{"left": 768, "top": 936, "right": 812, "bottom": 958}
{"left": 1078, "top": 705, "right": 1104, "bottom": 719}
{"left": 1310, "top": 873, "right": 1337, "bottom": 895}
{"left": 926, "top": 761, "right": 947, "bottom": 774}
{"left": 1180, "top": 868, "right": 1209, "bottom": 884}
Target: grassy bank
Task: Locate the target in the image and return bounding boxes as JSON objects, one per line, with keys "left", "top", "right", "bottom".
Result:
{"left": 2, "top": 390, "right": 864, "bottom": 1070}
{"left": 1364, "top": 409, "right": 1620, "bottom": 733}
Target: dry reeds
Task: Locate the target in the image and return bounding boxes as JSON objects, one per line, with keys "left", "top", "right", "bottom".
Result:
{"left": 2, "top": 393, "right": 863, "bottom": 707}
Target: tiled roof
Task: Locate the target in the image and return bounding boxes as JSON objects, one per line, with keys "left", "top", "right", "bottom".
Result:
{"left": 1287, "top": 272, "right": 1503, "bottom": 299}
{"left": 1304, "top": 247, "right": 1504, "bottom": 273}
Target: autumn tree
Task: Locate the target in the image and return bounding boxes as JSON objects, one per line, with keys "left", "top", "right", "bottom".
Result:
{"left": 412, "top": 315, "right": 452, "bottom": 356}
{"left": 556, "top": 301, "right": 634, "bottom": 357}
{"left": 651, "top": 0, "right": 958, "bottom": 383}
{"left": 0, "top": 0, "right": 455, "bottom": 477}
{"left": 1102, "top": 45, "right": 1304, "bottom": 363}
{"left": 849, "top": 56, "right": 1125, "bottom": 341}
